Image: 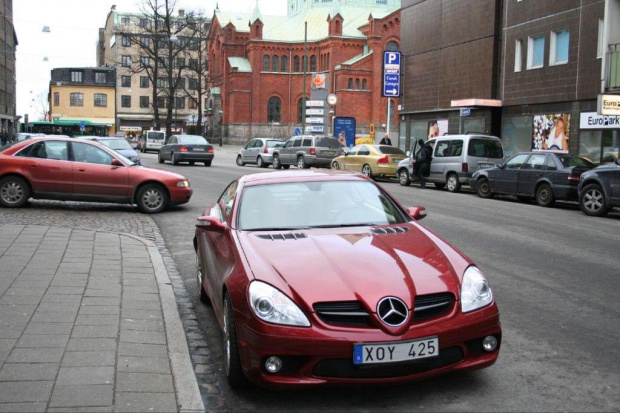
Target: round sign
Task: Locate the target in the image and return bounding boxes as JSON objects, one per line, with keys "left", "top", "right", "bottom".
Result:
{"left": 327, "top": 94, "right": 338, "bottom": 106}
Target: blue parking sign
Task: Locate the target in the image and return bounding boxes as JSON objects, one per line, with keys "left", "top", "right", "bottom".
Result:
{"left": 382, "top": 51, "right": 401, "bottom": 97}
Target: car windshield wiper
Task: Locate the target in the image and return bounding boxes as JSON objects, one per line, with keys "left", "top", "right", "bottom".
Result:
{"left": 308, "top": 223, "right": 377, "bottom": 228}
{"left": 245, "top": 226, "right": 310, "bottom": 232}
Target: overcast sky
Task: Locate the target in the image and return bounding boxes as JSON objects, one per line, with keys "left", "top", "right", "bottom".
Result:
{"left": 14, "top": 0, "right": 287, "bottom": 119}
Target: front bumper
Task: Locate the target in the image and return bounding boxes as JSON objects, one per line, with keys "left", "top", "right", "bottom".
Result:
{"left": 168, "top": 186, "right": 193, "bottom": 206}
{"left": 234, "top": 302, "right": 501, "bottom": 388}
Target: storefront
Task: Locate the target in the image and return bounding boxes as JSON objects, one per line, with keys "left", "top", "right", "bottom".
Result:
{"left": 578, "top": 112, "right": 620, "bottom": 164}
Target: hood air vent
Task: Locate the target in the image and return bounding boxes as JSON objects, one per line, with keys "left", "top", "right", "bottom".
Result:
{"left": 256, "top": 233, "right": 308, "bottom": 241}
{"left": 371, "top": 227, "right": 410, "bottom": 235}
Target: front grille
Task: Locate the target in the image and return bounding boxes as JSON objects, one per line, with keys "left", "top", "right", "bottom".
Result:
{"left": 256, "top": 233, "right": 307, "bottom": 241}
{"left": 371, "top": 227, "right": 410, "bottom": 235}
{"left": 312, "top": 346, "right": 464, "bottom": 378}
{"left": 414, "top": 293, "right": 454, "bottom": 321}
{"left": 313, "top": 301, "right": 370, "bottom": 327}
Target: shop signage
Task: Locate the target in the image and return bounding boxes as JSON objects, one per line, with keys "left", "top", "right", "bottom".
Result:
{"left": 306, "top": 100, "right": 324, "bottom": 107}
{"left": 306, "top": 108, "right": 324, "bottom": 116}
{"left": 305, "top": 125, "right": 324, "bottom": 132}
{"left": 306, "top": 117, "right": 324, "bottom": 124}
{"left": 598, "top": 94, "right": 620, "bottom": 116}
{"left": 580, "top": 112, "right": 620, "bottom": 129}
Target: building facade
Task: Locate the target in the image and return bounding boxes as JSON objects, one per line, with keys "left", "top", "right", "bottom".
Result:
{"left": 97, "top": 6, "right": 208, "bottom": 137}
{"left": 48, "top": 67, "right": 116, "bottom": 136}
{"left": 208, "top": 0, "right": 401, "bottom": 143}
{"left": 1, "top": 0, "right": 17, "bottom": 137}
{"left": 400, "top": 0, "right": 619, "bottom": 163}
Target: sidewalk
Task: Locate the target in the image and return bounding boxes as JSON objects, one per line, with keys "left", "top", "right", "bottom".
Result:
{"left": 0, "top": 224, "right": 204, "bottom": 412}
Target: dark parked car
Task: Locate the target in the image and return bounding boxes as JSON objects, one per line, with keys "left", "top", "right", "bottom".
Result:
{"left": 469, "top": 152, "right": 596, "bottom": 206}
{"left": 0, "top": 137, "right": 192, "bottom": 213}
{"left": 194, "top": 169, "right": 501, "bottom": 388}
{"left": 578, "top": 158, "right": 620, "bottom": 217}
{"left": 158, "top": 135, "right": 214, "bottom": 166}
{"left": 82, "top": 136, "right": 141, "bottom": 164}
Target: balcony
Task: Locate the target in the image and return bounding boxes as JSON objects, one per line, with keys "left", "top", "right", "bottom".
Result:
{"left": 607, "top": 44, "right": 620, "bottom": 91}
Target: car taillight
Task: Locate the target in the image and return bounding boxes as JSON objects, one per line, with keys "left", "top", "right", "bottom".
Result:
{"left": 462, "top": 162, "right": 469, "bottom": 173}
{"left": 263, "top": 145, "right": 269, "bottom": 154}
{"left": 180, "top": 146, "right": 188, "bottom": 152}
{"left": 568, "top": 172, "right": 581, "bottom": 184}
{"left": 309, "top": 147, "right": 316, "bottom": 155}
{"left": 208, "top": 147, "right": 214, "bottom": 153}
{"left": 377, "top": 156, "right": 389, "bottom": 164}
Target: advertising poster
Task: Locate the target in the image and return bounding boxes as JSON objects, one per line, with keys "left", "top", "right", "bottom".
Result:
{"left": 334, "top": 117, "right": 356, "bottom": 148}
{"left": 532, "top": 114, "right": 570, "bottom": 153}
{"left": 427, "top": 119, "right": 448, "bottom": 139}
{"left": 311, "top": 73, "right": 327, "bottom": 90}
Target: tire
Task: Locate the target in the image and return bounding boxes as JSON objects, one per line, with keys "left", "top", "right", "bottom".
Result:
{"left": 0, "top": 176, "right": 30, "bottom": 208}
{"left": 257, "top": 157, "right": 267, "bottom": 168}
{"left": 236, "top": 155, "right": 245, "bottom": 167}
{"left": 579, "top": 183, "right": 608, "bottom": 217}
{"left": 223, "top": 294, "right": 247, "bottom": 387}
{"left": 362, "top": 164, "right": 373, "bottom": 178}
{"left": 331, "top": 161, "right": 340, "bottom": 170}
{"left": 446, "top": 174, "right": 461, "bottom": 193}
{"left": 272, "top": 155, "right": 282, "bottom": 169}
{"left": 204, "top": 160, "right": 212, "bottom": 167}
{"left": 196, "top": 252, "right": 211, "bottom": 305}
{"left": 158, "top": 152, "right": 164, "bottom": 164}
{"left": 398, "top": 169, "right": 411, "bottom": 186}
{"left": 434, "top": 183, "right": 445, "bottom": 190}
{"left": 282, "top": 164, "right": 290, "bottom": 170}
{"left": 136, "top": 183, "right": 169, "bottom": 214}
{"left": 171, "top": 153, "right": 179, "bottom": 165}
{"left": 516, "top": 196, "right": 530, "bottom": 202}
{"left": 535, "top": 183, "right": 555, "bottom": 207}
{"left": 297, "top": 156, "right": 308, "bottom": 169}
{"left": 475, "top": 178, "right": 494, "bottom": 199}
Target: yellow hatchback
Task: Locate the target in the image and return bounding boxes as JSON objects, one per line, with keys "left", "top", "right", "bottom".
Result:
{"left": 331, "top": 144, "right": 408, "bottom": 179}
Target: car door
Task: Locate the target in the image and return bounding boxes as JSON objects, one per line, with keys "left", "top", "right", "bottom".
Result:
{"left": 70, "top": 141, "right": 129, "bottom": 199}
{"left": 492, "top": 153, "right": 529, "bottom": 194}
{"left": 282, "top": 138, "right": 299, "bottom": 164}
{"left": 19, "top": 140, "right": 73, "bottom": 196}
{"left": 242, "top": 139, "right": 256, "bottom": 163}
{"left": 342, "top": 145, "right": 360, "bottom": 170}
{"left": 517, "top": 153, "right": 547, "bottom": 196}
{"left": 430, "top": 139, "right": 450, "bottom": 180}
{"left": 163, "top": 136, "right": 177, "bottom": 160}
{"left": 353, "top": 145, "right": 371, "bottom": 173}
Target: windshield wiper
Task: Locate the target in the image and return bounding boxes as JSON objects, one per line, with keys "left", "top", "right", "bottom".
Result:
{"left": 308, "top": 223, "right": 377, "bottom": 228}
{"left": 245, "top": 226, "right": 310, "bottom": 232}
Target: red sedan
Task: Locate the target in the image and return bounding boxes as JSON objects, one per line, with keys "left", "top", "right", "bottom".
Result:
{"left": 194, "top": 169, "right": 501, "bottom": 388}
{"left": 0, "top": 136, "right": 192, "bottom": 213}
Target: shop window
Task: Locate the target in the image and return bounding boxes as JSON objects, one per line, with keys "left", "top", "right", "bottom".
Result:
{"left": 501, "top": 116, "right": 534, "bottom": 156}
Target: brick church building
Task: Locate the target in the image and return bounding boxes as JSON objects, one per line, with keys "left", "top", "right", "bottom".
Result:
{"left": 207, "top": 0, "right": 401, "bottom": 141}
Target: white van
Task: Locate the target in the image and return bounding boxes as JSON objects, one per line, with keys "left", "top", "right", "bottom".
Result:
{"left": 140, "top": 130, "right": 166, "bottom": 153}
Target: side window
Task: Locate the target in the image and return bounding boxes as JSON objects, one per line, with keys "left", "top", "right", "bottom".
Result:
{"left": 434, "top": 140, "right": 450, "bottom": 157}
{"left": 545, "top": 155, "right": 558, "bottom": 171}
{"left": 347, "top": 145, "right": 360, "bottom": 156}
{"left": 256, "top": 140, "right": 264, "bottom": 148}
{"left": 218, "top": 180, "right": 239, "bottom": 220}
{"left": 302, "top": 137, "right": 312, "bottom": 147}
{"left": 505, "top": 153, "right": 529, "bottom": 170}
{"left": 72, "top": 142, "right": 113, "bottom": 165}
{"left": 358, "top": 145, "right": 370, "bottom": 156}
{"left": 244, "top": 139, "right": 255, "bottom": 149}
{"left": 169, "top": 137, "right": 176, "bottom": 144}
{"left": 22, "top": 141, "right": 69, "bottom": 160}
{"left": 293, "top": 138, "right": 302, "bottom": 148}
{"left": 284, "top": 140, "right": 294, "bottom": 148}
{"left": 448, "top": 140, "right": 463, "bottom": 157}
{"left": 523, "top": 154, "right": 546, "bottom": 170}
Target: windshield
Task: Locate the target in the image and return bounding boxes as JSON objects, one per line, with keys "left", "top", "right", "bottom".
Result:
{"left": 316, "top": 137, "right": 342, "bottom": 149}
{"left": 557, "top": 155, "right": 596, "bottom": 168}
{"left": 98, "top": 139, "right": 133, "bottom": 151}
{"left": 147, "top": 132, "right": 165, "bottom": 140}
{"left": 238, "top": 180, "right": 409, "bottom": 231}
{"left": 179, "top": 135, "right": 207, "bottom": 145}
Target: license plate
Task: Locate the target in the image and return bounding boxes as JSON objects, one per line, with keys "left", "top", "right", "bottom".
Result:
{"left": 193, "top": 148, "right": 205, "bottom": 152}
{"left": 353, "top": 336, "right": 439, "bottom": 365}
{"left": 478, "top": 162, "right": 494, "bottom": 169}
{"left": 323, "top": 151, "right": 335, "bottom": 156}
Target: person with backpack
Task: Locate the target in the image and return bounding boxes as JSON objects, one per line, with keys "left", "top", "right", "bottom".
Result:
{"left": 413, "top": 139, "right": 433, "bottom": 188}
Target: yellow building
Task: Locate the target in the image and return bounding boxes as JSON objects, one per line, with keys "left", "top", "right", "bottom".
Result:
{"left": 48, "top": 67, "right": 116, "bottom": 135}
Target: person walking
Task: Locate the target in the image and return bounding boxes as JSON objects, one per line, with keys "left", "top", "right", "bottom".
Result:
{"left": 413, "top": 139, "right": 433, "bottom": 188}
{"left": 0, "top": 129, "right": 7, "bottom": 146}
{"left": 379, "top": 134, "right": 392, "bottom": 145}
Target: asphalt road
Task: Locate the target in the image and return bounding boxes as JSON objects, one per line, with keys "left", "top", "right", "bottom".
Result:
{"left": 143, "top": 147, "right": 620, "bottom": 412}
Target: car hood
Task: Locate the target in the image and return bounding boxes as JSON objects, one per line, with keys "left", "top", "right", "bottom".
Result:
{"left": 131, "top": 165, "right": 188, "bottom": 181}
{"left": 238, "top": 224, "right": 468, "bottom": 315}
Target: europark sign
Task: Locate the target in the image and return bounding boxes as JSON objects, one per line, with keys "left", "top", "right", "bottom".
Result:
{"left": 598, "top": 94, "right": 620, "bottom": 116}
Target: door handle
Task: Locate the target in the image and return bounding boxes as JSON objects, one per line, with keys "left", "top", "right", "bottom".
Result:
{"left": 30, "top": 164, "right": 37, "bottom": 168}
{"left": 77, "top": 168, "right": 86, "bottom": 172}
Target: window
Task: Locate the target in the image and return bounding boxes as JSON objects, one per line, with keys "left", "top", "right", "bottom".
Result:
{"left": 121, "top": 95, "right": 131, "bottom": 108}
{"left": 156, "top": 78, "right": 168, "bottom": 88}
{"left": 122, "top": 55, "right": 131, "bottom": 67}
{"left": 267, "top": 97, "right": 281, "bottom": 123}
{"left": 140, "top": 96, "right": 149, "bottom": 108}
{"left": 303, "top": 56, "right": 308, "bottom": 71}
{"left": 70, "top": 93, "right": 83, "bottom": 107}
{"left": 176, "top": 57, "right": 185, "bottom": 68}
{"left": 348, "top": 78, "right": 353, "bottom": 89}
{"left": 505, "top": 153, "right": 529, "bottom": 169}
{"left": 157, "top": 96, "right": 167, "bottom": 108}
{"left": 122, "top": 35, "right": 131, "bottom": 47}
{"left": 72, "top": 142, "right": 113, "bottom": 165}
{"left": 140, "top": 56, "right": 150, "bottom": 68}
{"left": 95, "top": 72, "right": 107, "bottom": 83}
{"left": 386, "top": 41, "right": 399, "bottom": 51}
{"left": 293, "top": 56, "right": 300, "bottom": 72}
{"left": 188, "top": 78, "right": 198, "bottom": 90}
{"left": 550, "top": 29, "right": 569, "bottom": 65}
{"left": 523, "top": 154, "right": 546, "bottom": 170}
{"left": 94, "top": 93, "right": 107, "bottom": 107}
{"left": 527, "top": 35, "right": 545, "bottom": 69}
{"left": 140, "top": 76, "right": 149, "bottom": 88}
{"left": 188, "top": 39, "right": 200, "bottom": 51}
{"left": 189, "top": 58, "right": 198, "bottom": 70}
{"left": 26, "top": 141, "right": 69, "bottom": 161}
{"left": 121, "top": 75, "right": 131, "bottom": 87}
{"left": 188, "top": 98, "right": 197, "bottom": 109}
{"left": 176, "top": 77, "right": 185, "bottom": 89}
{"left": 514, "top": 39, "right": 523, "bottom": 72}
{"left": 139, "top": 18, "right": 149, "bottom": 27}
{"left": 70, "top": 71, "right": 83, "bottom": 82}
{"left": 281, "top": 55, "right": 288, "bottom": 72}
{"left": 355, "top": 78, "right": 360, "bottom": 90}
{"left": 272, "top": 56, "right": 279, "bottom": 72}
{"left": 121, "top": 17, "right": 130, "bottom": 26}
{"left": 263, "top": 55, "right": 270, "bottom": 71}
{"left": 140, "top": 36, "right": 150, "bottom": 47}
{"left": 175, "top": 97, "right": 185, "bottom": 109}
{"left": 53, "top": 92, "right": 59, "bottom": 106}
{"left": 597, "top": 19, "right": 604, "bottom": 59}
{"left": 310, "top": 55, "right": 317, "bottom": 72}
{"left": 362, "top": 79, "right": 367, "bottom": 90}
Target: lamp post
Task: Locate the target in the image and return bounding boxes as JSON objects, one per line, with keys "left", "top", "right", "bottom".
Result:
{"left": 218, "top": 109, "right": 223, "bottom": 147}
{"left": 205, "top": 107, "right": 213, "bottom": 143}
{"left": 191, "top": 113, "right": 196, "bottom": 134}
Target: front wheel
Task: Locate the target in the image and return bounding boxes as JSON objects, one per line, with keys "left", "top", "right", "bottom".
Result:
{"left": 236, "top": 155, "right": 245, "bottom": 167}
{"left": 136, "top": 183, "right": 169, "bottom": 214}
{"left": 475, "top": 178, "right": 494, "bottom": 198}
{"left": 158, "top": 152, "right": 164, "bottom": 164}
{"left": 446, "top": 174, "right": 461, "bottom": 193}
{"left": 579, "top": 184, "right": 608, "bottom": 217}
{"left": 535, "top": 183, "right": 555, "bottom": 207}
{"left": 398, "top": 169, "right": 410, "bottom": 186}
{"left": 224, "top": 294, "right": 247, "bottom": 387}
{"left": 362, "top": 164, "right": 373, "bottom": 179}
{"left": 0, "top": 176, "right": 31, "bottom": 208}
{"left": 331, "top": 161, "right": 340, "bottom": 170}
{"left": 297, "top": 156, "right": 308, "bottom": 169}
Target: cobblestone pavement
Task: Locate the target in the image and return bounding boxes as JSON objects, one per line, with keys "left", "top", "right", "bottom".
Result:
{"left": 0, "top": 202, "right": 223, "bottom": 411}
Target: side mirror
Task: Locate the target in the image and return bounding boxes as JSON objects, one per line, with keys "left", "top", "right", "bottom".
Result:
{"left": 111, "top": 159, "right": 123, "bottom": 167}
{"left": 407, "top": 206, "right": 427, "bottom": 221}
{"left": 195, "top": 216, "right": 227, "bottom": 233}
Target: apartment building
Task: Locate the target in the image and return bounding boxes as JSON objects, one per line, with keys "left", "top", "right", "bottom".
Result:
{"left": 0, "top": 0, "right": 17, "bottom": 136}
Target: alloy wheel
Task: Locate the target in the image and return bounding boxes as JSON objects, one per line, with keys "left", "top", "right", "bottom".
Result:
{"left": 0, "top": 181, "right": 25, "bottom": 205}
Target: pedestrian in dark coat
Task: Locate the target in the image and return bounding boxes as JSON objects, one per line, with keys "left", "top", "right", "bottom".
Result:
{"left": 379, "top": 134, "right": 392, "bottom": 145}
{"left": 414, "top": 139, "right": 433, "bottom": 188}
{"left": 0, "top": 129, "right": 7, "bottom": 146}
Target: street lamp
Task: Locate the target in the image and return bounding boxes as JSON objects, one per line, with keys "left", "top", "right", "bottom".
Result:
{"left": 218, "top": 109, "right": 223, "bottom": 147}
{"left": 205, "top": 107, "right": 213, "bottom": 143}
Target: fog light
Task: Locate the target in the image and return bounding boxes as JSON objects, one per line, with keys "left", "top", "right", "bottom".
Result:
{"left": 482, "top": 336, "right": 498, "bottom": 352}
{"left": 265, "top": 356, "right": 282, "bottom": 373}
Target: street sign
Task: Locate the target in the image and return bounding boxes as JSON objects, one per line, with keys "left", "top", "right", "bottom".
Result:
{"left": 79, "top": 121, "right": 86, "bottom": 132}
{"left": 294, "top": 127, "right": 301, "bottom": 136}
{"left": 306, "top": 100, "right": 324, "bottom": 107}
{"left": 305, "top": 125, "right": 324, "bottom": 133}
{"left": 460, "top": 108, "right": 471, "bottom": 117}
{"left": 306, "top": 117, "right": 324, "bottom": 124}
{"left": 382, "top": 51, "right": 401, "bottom": 97}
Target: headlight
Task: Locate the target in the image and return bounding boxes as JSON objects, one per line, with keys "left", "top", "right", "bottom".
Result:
{"left": 248, "top": 281, "right": 310, "bottom": 327}
{"left": 176, "top": 180, "right": 190, "bottom": 188}
{"left": 461, "top": 266, "right": 493, "bottom": 313}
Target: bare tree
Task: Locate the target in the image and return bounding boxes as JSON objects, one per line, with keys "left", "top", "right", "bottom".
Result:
{"left": 32, "top": 91, "right": 49, "bottom": 121}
